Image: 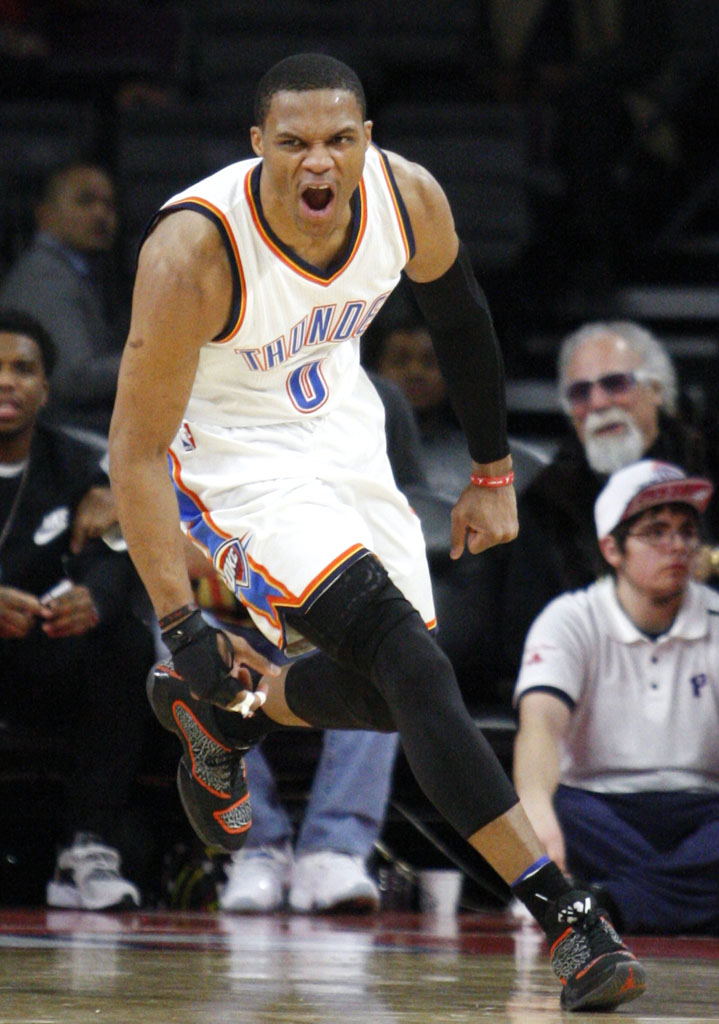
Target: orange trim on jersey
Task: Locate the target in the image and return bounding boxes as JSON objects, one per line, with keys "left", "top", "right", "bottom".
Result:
{"left": 293, "top": 543, "right": 366, "bottom": 605}
{"left": 241, "top": 543, "right": 366, "bottom": 639}
{"left": 245, "top": 168, "right": 368, "bottom": 286}
{"left": 162, "top": 196, "right": 247, "bottom": 341}
{"left": 168, "top": 448, "right": 207, "bottom": 511}
{"left": 168, "top": 449, "right": 235, "bottom": 543}
{"left": 374, "top": 145, "right": 414, "bottom": 262}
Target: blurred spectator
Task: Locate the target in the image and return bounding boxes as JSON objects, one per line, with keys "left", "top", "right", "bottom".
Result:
{"left": 500, "top": 320, "right": 719, "bottom": 670}
{"left": 0, "top": 1, "right": 49, "bottom": 96}
{"left": 1, "top": 2, "right": 182, "bottom": 105}
{"left": 488, "top": 0, "right": 719, "bottom": 300}
{"left": 0, "top": 1, "right": 47, "bottom": 57}
{"left": 513, "top": 459, "right": 719, "bottom": 934}
{"left": 0, "top": 162, "right": 127, "bottom": 434}
{"left": 0, "top": 309, "right": 154, "bottom": 908}
{"left": 364, "top": 294, "right": 469, "bottom": 501}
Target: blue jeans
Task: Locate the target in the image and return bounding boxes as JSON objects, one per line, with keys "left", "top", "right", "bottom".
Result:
{"left": 244, "top": 730, "right": 399, "bottom": 857}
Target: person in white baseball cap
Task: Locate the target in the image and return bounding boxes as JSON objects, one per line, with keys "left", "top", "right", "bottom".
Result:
{"left": 513, "top": 459, "right": 719, "bottom": 935}
{"left": 594, "top": 459, "right": 714, "bottom": 540}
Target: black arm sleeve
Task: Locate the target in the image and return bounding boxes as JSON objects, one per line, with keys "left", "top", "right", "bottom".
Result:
{"left": 407, "top": 242, "right": 509, "bottom": 464}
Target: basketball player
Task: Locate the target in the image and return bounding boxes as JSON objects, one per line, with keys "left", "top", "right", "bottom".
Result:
{"left": 109, "top": 54, "right": 645, "bottom": 1011}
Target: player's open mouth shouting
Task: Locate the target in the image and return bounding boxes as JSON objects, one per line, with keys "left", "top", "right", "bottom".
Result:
{"left": 300, "top": 182, "right": 336, "bottom": 220}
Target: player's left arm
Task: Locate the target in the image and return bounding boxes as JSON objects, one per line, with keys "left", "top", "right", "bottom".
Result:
{"left": 387, "top": 152, "right": 517, "bottom": 558}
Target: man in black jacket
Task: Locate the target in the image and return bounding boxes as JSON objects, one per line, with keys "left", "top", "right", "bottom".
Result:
{"left": 501, "top": 320, "right": 719, "bottom": 671}
{"left": 0, "top": 309, "right": 154, "bottom": 908}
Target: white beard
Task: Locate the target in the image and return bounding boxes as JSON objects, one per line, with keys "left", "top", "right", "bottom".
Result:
{"left": 583, "top": 410, "right": 647, "bottom": 474}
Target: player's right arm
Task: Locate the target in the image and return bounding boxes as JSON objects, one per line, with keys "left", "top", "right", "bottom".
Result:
{"left": 109, "top": 210, "right": 229, "bottom": 622}
{"left": 110, "top": 211, "right": 278, "bottom": 702}
{"left": 513, "top": 690, "right": 571, "bottom": 871}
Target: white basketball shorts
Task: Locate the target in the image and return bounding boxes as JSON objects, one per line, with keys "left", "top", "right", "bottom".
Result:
{"left": 169, "top": 372, "right": 436, "bottom": 654}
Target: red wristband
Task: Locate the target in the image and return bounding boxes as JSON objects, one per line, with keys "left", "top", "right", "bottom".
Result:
{"left": 470, "top": 471, "right": 515, "bottom": 488}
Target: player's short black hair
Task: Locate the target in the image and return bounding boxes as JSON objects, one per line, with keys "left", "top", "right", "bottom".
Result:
{"left": 254, "top": 53, "right": 367, "bottom": 126}
{"left": 0, "top": 309, "right": 57, "bottom": 377}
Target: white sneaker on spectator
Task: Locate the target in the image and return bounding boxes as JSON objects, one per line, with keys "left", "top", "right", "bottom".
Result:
{"left": 219, "top": 842, "right": 293, "bottom": 912}
{"left": 46, "top": 833, "right": 141, "bottom": 910}
{"left": 289, "top": 851, "right": 380, "bottom": 913}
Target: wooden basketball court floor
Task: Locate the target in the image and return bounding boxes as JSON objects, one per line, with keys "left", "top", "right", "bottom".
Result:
{"left": 1, "top": 907, "right": 718, "bottom": 1024}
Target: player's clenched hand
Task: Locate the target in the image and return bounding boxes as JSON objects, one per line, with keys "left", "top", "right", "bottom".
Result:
{"left": 449, "top": 482, "right": 518, "bottom": 559}
{"left": 162, "top": 609, "right": 280, "bottom": 712}
{"left": 0, "top": 585, "right": 47, "bottom": 638}
{"left": 41, "top": 584, "right": 100, "bottom": 638}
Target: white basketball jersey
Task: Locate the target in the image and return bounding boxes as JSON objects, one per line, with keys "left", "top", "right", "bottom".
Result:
{"left": 160, "top": 145, "right": 414, "bottom": 427}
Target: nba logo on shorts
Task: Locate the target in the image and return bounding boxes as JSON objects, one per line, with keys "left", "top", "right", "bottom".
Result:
{"left": 179, "top": 422, "right": 196, "bottom": 452}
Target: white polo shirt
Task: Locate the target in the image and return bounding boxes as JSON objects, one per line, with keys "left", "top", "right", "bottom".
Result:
{"left": 513, "top": 577, "right": 719, "bottom": 794}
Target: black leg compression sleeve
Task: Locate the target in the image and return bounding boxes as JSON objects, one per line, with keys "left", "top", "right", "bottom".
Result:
{"left": 284, "top": 556, "right": 518, "bottom": 837}
{"left": 284, "top": 553, "right": 413, "bottom": 670}
{"left": 370, "top": 613, "right": 519, "bottom": 837}
{"left": 285, "top": 652, "right": 396, "bottom": 732}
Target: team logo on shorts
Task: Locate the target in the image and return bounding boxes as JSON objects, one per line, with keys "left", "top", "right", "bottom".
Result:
{"left": 214, "top": 537, "right": 251, "bottom": 594}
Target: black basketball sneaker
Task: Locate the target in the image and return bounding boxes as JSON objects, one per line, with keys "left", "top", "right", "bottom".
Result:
{"left": 547, "top": 890, "right": 647, "bottom": 1011}
{"left": 147, "top": 662, "right": 260, "bottom": 852}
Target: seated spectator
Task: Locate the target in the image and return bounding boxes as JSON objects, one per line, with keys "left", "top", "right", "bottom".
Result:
{"left": 366, "top": 301, "right": 469, "bottom": 501}
{"left": 365, "top": 293, "right": 549, "bottom": 499}
{"left": 0, "top": 309, "right": 154, "bottom": 909}
{"left": 501, "top": 320, "right": 719, "bottom": 670}
{"left": 0, "top": 162, "right": 127, "bottom": 435}
{"left": 513, "top": 459, "right": 719, "bottom": 935}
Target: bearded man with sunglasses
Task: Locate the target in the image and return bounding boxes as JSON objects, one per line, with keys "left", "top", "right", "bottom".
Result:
{"left": 500, "top": 320, "right": 719, "bottom": 670}
{"left": 512, "top": 460, "right": 719, "bottom": 935}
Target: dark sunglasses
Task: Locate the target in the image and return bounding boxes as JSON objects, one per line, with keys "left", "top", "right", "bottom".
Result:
{"left": 564, "top": 370, "right": 648, "bottom": 407}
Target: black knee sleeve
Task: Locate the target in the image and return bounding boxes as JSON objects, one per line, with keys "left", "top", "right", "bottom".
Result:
{"left": 285, "top": 652, "right": 396, "bottom": 732}
{"left": 284, "top": 554, "right": 415, "bottom": 675}
{"left": 282, "top": 554, "right": 414, "bottom": 731}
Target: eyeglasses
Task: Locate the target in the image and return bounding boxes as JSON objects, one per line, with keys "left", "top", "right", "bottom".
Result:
{"left": 627, "top": 523, "right": 701, "bottom": 551}
{"left": 564, "top": 371, "right": 649, "bottom": 408}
